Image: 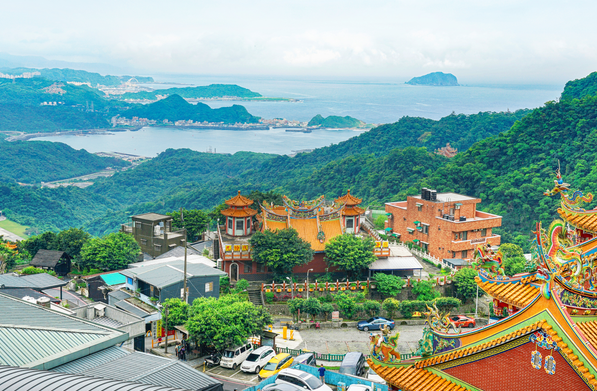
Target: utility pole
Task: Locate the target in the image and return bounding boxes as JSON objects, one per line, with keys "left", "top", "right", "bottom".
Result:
{"left": 181, "top": 207, "right": 188, "bottom": 304}
{"left": 306, "top": 269, "right": 313, "bottom": 299}
{"left": 475, "top": 284, "right": 479, "bottom": 319}
{"left": 164, "top": 304, "right": 169, "bottom": 354}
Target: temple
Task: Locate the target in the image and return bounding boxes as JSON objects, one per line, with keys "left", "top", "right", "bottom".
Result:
{"left": 368, "top": 169, "right": 597, "bottom": 391}
{"left": 218, "top": 190, "right": 389, "bottom": 281}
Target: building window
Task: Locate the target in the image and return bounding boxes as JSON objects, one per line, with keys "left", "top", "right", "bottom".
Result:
{"left": 227, "top": 217, "right": 233, "bottom": 235}
{"left": 205, "top": 282, "right": 213, "bottom": 292}
{"left": 462, "top": 250, "right": 468, "bottom": 258}
{"left": 422, "top": 224, "right": 429, "bottom": 234}
{"left": 452, "top": 251, "right": 456, "bottom": 258}
{"left": 236, "top": 218, "right": 244, "bottom": 231}
{"left": 462, "top": 231, "right": 468, "bottom": 240}
{"left": 127, "top": 277, "right": 133, "bottom": 285}
{"left": 422, "top": 242, "right": 428, "bottom": 252}
{"left": 417, "top": 204, "right": 423, "bottom": 212}
{"left": 481, "top": 228, "right": 487, "bottom": 237}
{"left": 454, "top": 233, "right": 458, "bottom": 241}
{"left": 449, "top": 208, "right": 455, "bottom": 216}
{"left": 154, "top": 244, "right": 161, "bottom": 252}
{"left": 141, "top": 238, "right": 147, "bottom": 245}
{"left": 244, "top": 262, "right": 252, "bottom": 273}
{"left": 257, "top": 263, "right": 266, "bottom": 273}
{"left": 246, "top": 218, "right": 252, "bottom": 234}
{"left": 346, "top": 217, "right": 354, "bottom": 229}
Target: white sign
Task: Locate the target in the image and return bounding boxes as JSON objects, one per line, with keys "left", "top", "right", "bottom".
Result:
{"left": 332, "top": 311, "right": 340, "bottom": 321}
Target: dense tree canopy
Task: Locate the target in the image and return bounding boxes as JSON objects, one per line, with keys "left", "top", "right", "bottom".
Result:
{"left": 161, "top": 298, "right": 190, "bottom": 330}
{"left": 167, "top": 208, "right": 210, "bottom": 242}
{"left": 250, "top": 228, "right": 313, "bottom": 275}
{"left": 79, "top": 232, "right": 140, "bottom": 271}
{"left": 324, "top": 234, "right": 376, "bottom": 278}
{"left": 453, "top": 268, "right": 484, "bottom": 303}
{"left": 186, "top": 294, "right": 272, "bottom": 351}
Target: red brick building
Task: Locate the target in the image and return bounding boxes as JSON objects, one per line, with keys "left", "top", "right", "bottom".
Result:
{"left": 385, "top": 188, "right": 502, "bottom": 262}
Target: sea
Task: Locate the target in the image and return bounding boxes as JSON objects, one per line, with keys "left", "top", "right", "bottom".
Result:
{"left": 32, "top": 75, "right": 564, "bottom": 157}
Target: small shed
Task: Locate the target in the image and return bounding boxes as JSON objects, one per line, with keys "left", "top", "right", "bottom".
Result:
{"left": 30, "top": 249, "right": 71, "bottom": 276}
{"left": 443, "top": 258, "right": 471, "bottom": 270}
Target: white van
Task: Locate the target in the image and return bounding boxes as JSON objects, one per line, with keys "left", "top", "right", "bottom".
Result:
{"left": 220, "top": 342, "right": 254, "bottom": 370}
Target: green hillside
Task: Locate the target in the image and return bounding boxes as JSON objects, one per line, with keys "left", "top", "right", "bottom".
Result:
{"left": 120, "top": 94, "right": 260, "bottom": 124}
{"left": 121, "top": 84, "right": 261, "bottom": 100}
{"left": 0, "top": 67, "right": 153, "bottom": 86}
{"left": 308, "top": 114, "right": 365, "bottom": 128}
{"left": 0, "top": 139, "right": 129, "bottom": 184}
{"left": 561, "top": 71, "right": 597, "bottom": 100}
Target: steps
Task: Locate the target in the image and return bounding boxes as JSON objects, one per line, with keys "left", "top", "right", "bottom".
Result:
{"left": 248, "top": 289, "right": 263, "bottom": 306}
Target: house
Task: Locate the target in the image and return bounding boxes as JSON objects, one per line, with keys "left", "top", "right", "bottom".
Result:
{"left": 120, "top": 259, "right": 226, "bottom": 305}
{"left": 30, "top": 249, "right": 71, "bottom": 275}
{"left": 121, "top": 213, "right": 186, "bottom": 258}
{"left": 385, "top": 188, "right": 502, "bottom": 262}
{"left": 83, "top": 271, "right": 127, "bottom": 303}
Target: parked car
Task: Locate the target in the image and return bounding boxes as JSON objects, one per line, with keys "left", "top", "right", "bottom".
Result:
{"left": 220, "top": 342, "right": 253, "bottom": 369}
{"left": 357, "top": 317, "right": 395, "bottom": 331}
{"left": 347, "top": 385, "right": 373, "bottom": 391}
{"left": 294, "top": 352, "right": 317, "bottom": 367}
{"left": 262, "top": 383, "right": 304, "bottom": 391}
{"left": 241, "top": 346, "right": 276, "bottom": 374}
{"left": 276, "top": 368, "right": 332, "bottom": 391}
{"left": 259, "top": 353, "right": 294, "bottom": 379}
{"left": 366, "top": 367, "right": 385, "bottom": 384}
{"left": 450, "top": 315, "right": 476, "bottom": 328}
{"left": 339, "top": 352, "right": 367, "bottom": 377}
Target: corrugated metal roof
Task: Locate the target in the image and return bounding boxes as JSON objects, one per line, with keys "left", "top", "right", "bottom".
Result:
{"left": 0, "top": 365, "right": 188, "bottom": 391}
{"left": 91, "top": 316, "right": 125, "bottom": 328}
{"left": 121, "top": 261, "right": 225, "bottom": 289}
{"left": 0, "top": 293, "right": 128, "bottom": 369}
{"left": 114, "top": 299, "right": 152, "bottom": 318}
{"left": 0, "top": 327, "right": 107, "bottom": 367}
{"left": 108, "top": 289, "right": 132, "bottom": 301}
{"left": 0, "top": 273, "right": 68, "bottom": 289}
{"left": 53, "top": 346, "right": 223, "bottom": 391}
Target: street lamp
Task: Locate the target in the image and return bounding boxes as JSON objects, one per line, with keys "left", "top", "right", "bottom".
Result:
{"left": 306, "top": 269, "right": 314, "bottom": 299}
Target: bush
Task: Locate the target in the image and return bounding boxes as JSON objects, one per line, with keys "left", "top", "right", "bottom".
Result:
{"left": 363, "top": 300, "right": 381, "bottom": 317}
{"left": 234, "top": 279, "right": 249, "bottom": 293}
{"left": 317, "top": 294, "right": 334, "bottom": 303}
{"left": 374, "top": 273, "right": 405, "bottom": 297}
{"left": 335, "top": 292, "right": 358, "bottom": 319}
{"left": 265, "top": 291, "right": 274, "bottom": 304}
{"left": 288, "top": 298, "right": 305, "bottom": 321}
{"left": 303, "top": 297, "right": 322, "bottom": 321}
{"left": 453, "top": 268, "right": 483, "bottom": 303}
{"left": 411, "top": 280, "right": 440, "bottom": 301}
{"left": 220, "top": 276, "right": 230, "bottom": 294}
{"left": 382, "top": 298, "right": 400, "bottom": 319}
{"left": 315, "top": 273, "right": 334, "bottom": 283}
{"left": 321, "top": 303, "right": 334, "bottom": 321}
{"left": 354, "top": 303, "right": 365, "bottom": 318}
{"left": 21, "top": 266, "right": 46, "bottom": 275}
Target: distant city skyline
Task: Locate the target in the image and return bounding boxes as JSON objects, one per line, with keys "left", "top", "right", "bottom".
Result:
{"left": 1, "top": 1, "right": 596, "bottom": 84}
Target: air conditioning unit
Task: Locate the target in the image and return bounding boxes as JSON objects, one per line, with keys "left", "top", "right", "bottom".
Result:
{"left": 216, "top": 259, "right": 223, "bottom": 270}
{"left": 94, "top": 304, "right": 106, "bottom": 318}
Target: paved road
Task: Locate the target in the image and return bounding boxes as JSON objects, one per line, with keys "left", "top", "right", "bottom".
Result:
{"left": 0, "top": 226, "right": 24, "bottom": 242}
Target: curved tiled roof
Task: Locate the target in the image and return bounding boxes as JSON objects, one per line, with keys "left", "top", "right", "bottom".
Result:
{"left": 559, "top": 207, "right": 597, "bottom": 234}
{"left": 335, "top": 189, "right": 362, "bottom": 206}
{"left": 576, "top": 320, "right": 597, "bottom": 349}
{"left": 220, "top": 207, "right": 257, "bottom": 218}
{"left": 343, "top": 206, "right": 365, "bottom": 216}
{"left": 225, "top": 190, "right": 254, "bottom": 207}
{"left": 475, "top": 276, "right": 540, "bottom": 308}
{"left": 367, "top": 361, "right": 468, "bottom": 391}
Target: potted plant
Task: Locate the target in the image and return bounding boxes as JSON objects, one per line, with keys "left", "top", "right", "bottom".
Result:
{"left": 135, "top": 288, "right": 141, "bottom": 297}
{"left": 350, "top": 282, "right": 357, "bottom": 290}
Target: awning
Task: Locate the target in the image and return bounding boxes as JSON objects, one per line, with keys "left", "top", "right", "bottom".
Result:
{"left": 385, "top": 227, "right": 392, "bottom": 232}
{"left": 413, "top": 221, "right": 420, "bottom": 225}
{"left": 407, "top": 228, "right": 415, "bottom": 232}
{"left": 386, "top": 213, "right": 392, "bottom": 217}
{"left": 413, "top": 239, "right": 420, "bottom": 243}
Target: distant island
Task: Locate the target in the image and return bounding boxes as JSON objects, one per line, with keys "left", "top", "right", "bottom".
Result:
{"left": 0, "top": 67, "right": 153, "bottom": 86}
{"left": 308, "top": 114, "right": 367, "bottom": 128}
{"left": 121, "top": 84, "right": 298, "bottom": 102}
{"left": 406, "top": 72, "right": 459, "bottom": 86}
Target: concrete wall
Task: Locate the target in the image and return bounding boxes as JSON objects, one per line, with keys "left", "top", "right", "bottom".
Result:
{"left": 72, "top": 303, "right": 145, "bottom": 338}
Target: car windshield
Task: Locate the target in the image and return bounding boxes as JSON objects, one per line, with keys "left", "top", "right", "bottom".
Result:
{"left": 263, "top": 362, "right": 277, "bottom": 371}
{"left": 304, "top": 376, "right": 323, "bottom": 389}
{"left": 247, "top": 353, "right": 259, "bottom": 361}
{"left": 223, "top": 350, "right": 235, "bottom": 358}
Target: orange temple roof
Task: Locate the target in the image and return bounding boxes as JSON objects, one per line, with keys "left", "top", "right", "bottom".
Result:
{"left": 225, "top": 190, "right": 254, "bottom": 207}
{"left": 335, "top": 189, "right": 362, "bottom": 206}
{"left": 221, "top": 207, "right": 257, "bottom": 218}
{"left": 475, "top": 276, "right": 540, "bottom": 308}
{"left": 559, "top": 207, "right": 597, "bottom": 233}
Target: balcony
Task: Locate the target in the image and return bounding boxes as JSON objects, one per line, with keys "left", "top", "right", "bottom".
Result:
{"left": 451, "top": 234, "right": 501, "bottom": 251}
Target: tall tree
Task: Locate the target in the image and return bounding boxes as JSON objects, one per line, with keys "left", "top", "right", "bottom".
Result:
{"left": 186, "top": 294, "right": 272, "bottom": 351}
{"left": 168, "top": 208, "right": 210, "bottom": 242}
{"left": 250, "top": 228, "right": 313, "bottom": 275}
{"left": 79, "top": 232, "right": 140, "bottom": 271}
{"left": 324, "top": 234, "right": 376, "bottom": 278}
{"left": 453, "top": 268, "right": 483, "bottom": 303}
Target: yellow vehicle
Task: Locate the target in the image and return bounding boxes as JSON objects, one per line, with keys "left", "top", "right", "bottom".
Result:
{"left": 258, "top": 353, "right": 294, "bottom": 379}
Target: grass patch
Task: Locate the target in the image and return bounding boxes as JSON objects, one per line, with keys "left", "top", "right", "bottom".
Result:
{"left": 0, "top": 219, "right": 29, "bottom": 239}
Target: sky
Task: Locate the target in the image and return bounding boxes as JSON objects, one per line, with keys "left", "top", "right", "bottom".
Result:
{"left": 1, "top": 0, "right": 597, "bottom": 84}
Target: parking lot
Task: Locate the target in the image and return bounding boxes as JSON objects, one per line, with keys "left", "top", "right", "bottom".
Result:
{"left": 200, "top": 323, "right": 425, "bottom": 385}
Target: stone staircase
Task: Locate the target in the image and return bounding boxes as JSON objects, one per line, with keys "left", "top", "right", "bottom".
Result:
{"left": 248, "top": 289, "right": 263, "bottom": 306}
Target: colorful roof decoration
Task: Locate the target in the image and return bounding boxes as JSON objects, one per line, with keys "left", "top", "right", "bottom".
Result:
{"left": 335, "top": 189, "right": 362, "bottom": 207}
{"left": 367, "top": 168, "right": 597, "bottom": 391}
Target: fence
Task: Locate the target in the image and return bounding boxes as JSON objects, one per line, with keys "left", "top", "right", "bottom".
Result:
{"left": 275, "top": 346, "right": 347, "bottom": 362}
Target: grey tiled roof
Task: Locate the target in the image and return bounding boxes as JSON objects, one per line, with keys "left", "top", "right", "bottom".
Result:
{"left": 155, "top": 245, "right": 201, "bottom": 259}
{"left": 120, "top": 260, "right": 225, "bottom": 289}
{"left": 53, "top": 346, "right": 223, "bottom": 391}
{"left": 30, "top": 249, "right": 67, "bottom": 267}
{"left": 0, "top": 365, "right": 188, "bottom": 391}
{"left": 0, "top": 272, "right": 68, "bottom": 289}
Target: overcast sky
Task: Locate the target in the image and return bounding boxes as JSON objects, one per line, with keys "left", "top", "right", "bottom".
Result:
{"left": 2, "top": 0, "right": 596, "bottom": 83}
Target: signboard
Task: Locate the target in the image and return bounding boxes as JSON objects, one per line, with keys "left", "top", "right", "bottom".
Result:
{"left": 151, "top": 320, "right": 157, "bottom": 338}
{"left": 375, "top": 241, "right": 381, "bottom": 248}
{"left": 225, "top": 245, "right": 232, "bottom": 253}
{"left": 241, "top": 244, "right": 249, "bottom": 252}
{"left": 233, "top": 245, "right": 241, "bottom": 252}
{"left": 382, "top": 241, "right": 389, "bottom": 248}
{"left": 156, "top": 319, "right": 163, "bottom": 338}
{"left": 332, "top": 311, "right": 340, "bottom": 321}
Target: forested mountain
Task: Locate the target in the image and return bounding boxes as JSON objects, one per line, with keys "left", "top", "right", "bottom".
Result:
{"left": 120, "top": 94, "right": 260, "bottom": 124}
{"left": 0, "top": 67, "right": 153, "bottom": 86}
{"left": 121, "top": 84, "right": 261, "bottom": 100}
{"left": 561, "top": 71, "right": 597, "bottom": 100}
{"left": 308, "top": 114, "right": 366, "bottom": 128}
{"left": 0, "top": 140, "right": 129, "bottom": 184}
{"left": 406, "top": 72, "right": 459, "bottom": 86}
